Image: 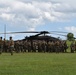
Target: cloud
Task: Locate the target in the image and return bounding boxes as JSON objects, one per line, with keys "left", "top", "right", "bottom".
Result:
{"left": 65, "top": 26, "right": 76, "bottom": 32}
{"left": 0, "top": 0, "right": 76, "bottom": 31}
{"left": 65, "top": 26, "right": 76, "bottom": 37}
{"left": 0, "top": 13, "right": 15, "bottom": 21}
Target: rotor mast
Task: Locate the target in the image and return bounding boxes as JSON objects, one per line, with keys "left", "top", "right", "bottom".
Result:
{"left": 4, "top": 24, "right": 6, "bottom": 39}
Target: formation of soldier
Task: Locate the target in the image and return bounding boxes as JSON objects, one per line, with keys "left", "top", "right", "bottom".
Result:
{"left": 0, "top": 36, "right": 14, "bottom": 55}
{"left": 0, "top": 36, "right": 76, "bottom": 55}
{"left": 14, "top": 40, "right": 68, "bottom": 53}
{"left": 14, "top": 40, "right": 76, "bottom": 53}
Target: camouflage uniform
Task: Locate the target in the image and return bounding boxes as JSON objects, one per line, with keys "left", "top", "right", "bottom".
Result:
{"left": 75, "top": 42, "right": 76, "bottom": 52}
{"left": 9, "top": 37, "right": 14, "bottom": 55}
{"left": 48, "top": 41, "right": 51, "bottom": 52}
{"left": 23, "top": 41, "right": 28, "bottom": 52}
{"left": 27, "top": 41, "right": 31, "bottom": 52}
{"left": 0, "top": 37, "right": 3, "bottom": 54}
{"left": 19, "top": 41, "right": 24, "bottom": 52}
{"left": 59, "top": 41, "right": 64, "bottom": 52}
{"left": 14, "top": 41, "right": 20, "bottom": 53}
{"left": 55, "top": 41, "right": 60, "bottom": 53}
{"left": 63, "top": 41, "right": 68, "bottom": 53}
{"left": 38, "top": 41, "right": 41, "bottom": 52}
{"left": 50, "top": 42, "right": 54, "bottom": 52}
{"left": 41, "top": 41, "right": 47, "bottom": 53}
{"left": 70, "top": 42, "right": 75, "bottom": 53}
{"left": 3, "top": 38, "right": 7, "bottom": 52}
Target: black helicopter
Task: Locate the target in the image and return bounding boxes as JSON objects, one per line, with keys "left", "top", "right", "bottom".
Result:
{"left": 0, "top": 30, "right": 68, "bottom": 41}
{"left": 0, "top": 30, "right": 72, "bottom": 51}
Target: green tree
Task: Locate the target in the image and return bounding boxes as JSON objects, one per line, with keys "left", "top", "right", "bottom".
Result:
{"left": 67, "top": 33, "right": 74, "bottom": 41}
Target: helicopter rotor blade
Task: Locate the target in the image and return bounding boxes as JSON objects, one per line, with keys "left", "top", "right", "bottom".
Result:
{"left": 0, "top": 31, "right": 40, "bottom": 34}
{"left": 50, "top": 31, "right": 69, "bottom": 34}
{"left": 50, "top": 32, "right": 67, "bottom": 37}
{"left": 0, "top": 31, "right": 68, "bottom": 37}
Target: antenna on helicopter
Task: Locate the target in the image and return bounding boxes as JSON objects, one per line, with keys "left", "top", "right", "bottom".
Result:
{"left": 4, "top": 24, "right": 6, "bottom": 39}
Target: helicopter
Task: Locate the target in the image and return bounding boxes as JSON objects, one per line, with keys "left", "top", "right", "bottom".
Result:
{"left": 1, "top": 23, "right": 76, "bottom": 41}
{"left": 0, "top": 30, "right": 68, "bottom": 41}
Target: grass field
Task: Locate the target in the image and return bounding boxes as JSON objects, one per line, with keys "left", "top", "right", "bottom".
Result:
{"left": 0, "top": 53, "right": 76, "bottom": 75}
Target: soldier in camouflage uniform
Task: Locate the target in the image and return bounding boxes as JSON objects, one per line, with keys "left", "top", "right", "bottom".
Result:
{"left": 75, "top": 41, "right": 76, "bottom": 52}
{"left": 14, "top": 41, "right": 20, "bottom": 53}
{"left": 48, "top": 41, "right": 51, "bottom": 52}
{"left": 0, "top": 37, "right": 3, "bottom": 54}
{"left": 19, "top": 41, "right": 24, "bottom": 53}
{"left": 63, "top": 41, "right": 68, "bottom": 53}
{"left": 41, "top": 40, "right": 47, "bottom": 53}
{"left": 33, "top": 41, "right": 37, "bottom": 52}
{"left": 70, "top": 42, "right": 75, "bottom": 53}
{"left": 37, "top": 41, "right": 41, "bottom": 52}
{"left": 50, "top": 41, "right": 54, "bottom": 52}
{"left": 55, "top": 41, "right": 60, "bottom": 53}
{"left": 27, "top": 41, "right": 31, "bottom": 52}
{"left": 9, "top": 37, "right": 14, "bottom": 55}
{"left": 59, "top": 41, "right": 64, "bottom": 52}
{"left": 23, "top": 40, "right": 28, "bottom": 52}
{"left": 3, "top": 38, "right": 7, "bottom": 52}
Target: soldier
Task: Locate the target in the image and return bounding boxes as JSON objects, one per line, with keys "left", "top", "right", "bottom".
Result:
{"left": 50, "top": 41, "right": 54, "bottom": 52}
{"left": 20, "top": 41, "right": 24, "bottom": 53}
{"left": 63, "top": 41, "right": 68, "bottom": 53}
{"left": 0, "top": 37, "right": 3, "bottom": 54}
{"left": 3, "top": 38, "right": 7, "bottom": 52}
{"left": 60, "top": 41, "right": 64, "bottom": 52}
{"left": 48, "top": 41, "right": 51, "bottom": 52}
{"left": 9, "top": 36, "right": 14, "bottom": 55}
{"left": 70, "top": 42, "right": 75, "bottom": 53}
{"left": 55, "top": 41, "right": 60, "bottom": 53}
{"left": 38, "top": 41, "right": 41, "bottom": 52}
{"left": 75, "top": 41, "right": 76, "bottom": 52}
{"left": 27, "top": 41, "right": 31, "bottom": 52}
{"left": 14, "top": 40, "right": 20, "bottom": 53}
{"left": 33, "top": 41, "right": 37, "bottom": 52}
{"left": 41, "top": 40, "right": 47, "bottom": 53}
{"left": 23, "top": 40, "right": 28, "bottom": 52}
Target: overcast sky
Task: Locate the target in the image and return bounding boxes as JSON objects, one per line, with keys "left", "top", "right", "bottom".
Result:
{"left": 0, "top": 0, "right": 76, "bottom": 40}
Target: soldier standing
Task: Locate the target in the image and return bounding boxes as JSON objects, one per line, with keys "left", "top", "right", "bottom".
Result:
{"left": 3, "top": 38, "right": 7, "bottom": 52}
{"left": 14, "top": 41, "right": 20, "bottom": 53}
{"left": 9, "top": 36, "right": 14, "bottom": 55}
{"left": 70, "top": 42, "right": 75, "bottom": 53}
{"left": 0, "top": 37, "right": 3, "bottom": 54}
{"left": 55, "top": 41, "right": 60, "bottom": 53}
{"left": 75, "top": 41, "right": 76, "bottom": 52}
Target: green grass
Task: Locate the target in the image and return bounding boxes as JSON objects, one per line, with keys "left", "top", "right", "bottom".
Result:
{"left": 0, "top": 53, "right": 76, "bottom": 75}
